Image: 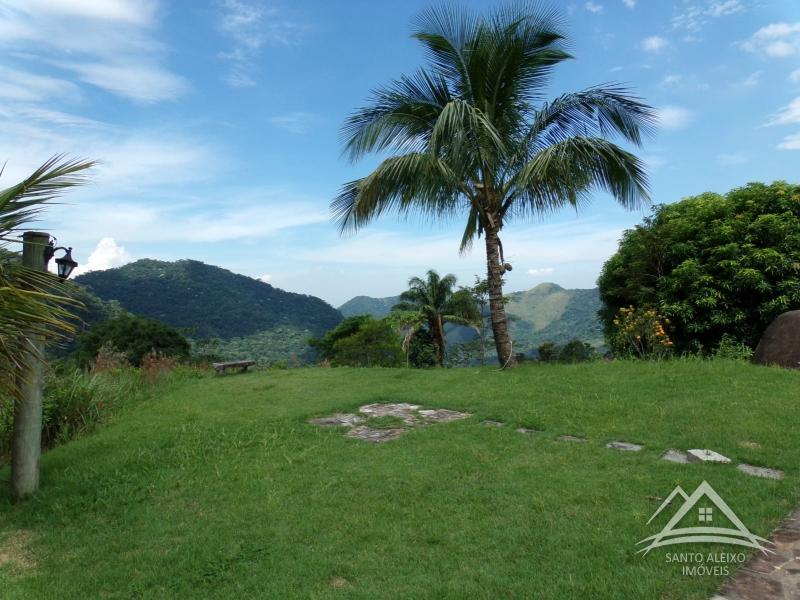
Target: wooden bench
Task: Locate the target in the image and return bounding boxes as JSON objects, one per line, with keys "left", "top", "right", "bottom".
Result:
{"left": 212, "top": 360, "right": 255, "bottom": 375}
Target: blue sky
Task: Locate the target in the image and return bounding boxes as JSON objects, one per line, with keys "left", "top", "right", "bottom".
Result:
{"left": 2, "top": 0, "right": 799, "bottom": 306}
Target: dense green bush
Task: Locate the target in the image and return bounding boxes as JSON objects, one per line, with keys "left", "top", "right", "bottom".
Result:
{"left": 537, "top": 341, "right": 557, "bottom": 362}
{"left": 599, "top": 182, "right": 800, "bottom": 354}
{"left": 330, "top": 319, "right": 404, "bottom": 367}
{"left": 557, "top": 340, "right": 598, "bottom": 363}
{"left": 76, "top": 314, "right": 191, "bottom": 367}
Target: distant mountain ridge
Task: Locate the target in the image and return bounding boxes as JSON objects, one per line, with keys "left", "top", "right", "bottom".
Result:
{"left": 338, "top": 282, "right": 603, "bottom": 355}
{"left": 338, "top": 295, "right": 401, "bottom": 318}
{"left": 75, "top": 259, "right": 342, "bottom": 363}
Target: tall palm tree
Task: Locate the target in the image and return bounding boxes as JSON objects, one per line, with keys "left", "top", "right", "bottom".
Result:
{"left": 332, "top": 3, "right": 654, "bottom": 367}
{"left": 0, "top": 156, "right": 94, "bottom": 400}
{"left": 393, "top": 270, "right": 479, "bottom": 366}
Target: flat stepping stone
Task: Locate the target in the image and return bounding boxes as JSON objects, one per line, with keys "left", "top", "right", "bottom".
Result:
{"left": 737, "top": 463, "right": 784, "bottom": 480}
{"left": 606, "top": 441, "right": 643, "bottom": 452}
{"left": 481, "top": 420, "right": 505, "bottom": 427}
{"left": 687, "top": 448, "right": 731, "bottom": 464}
{"left": 661, "top": 449, "right": 689, "bottom": 464}
{"left": 558, "top": 435, "right": 587, "bottom": 443}
{"left": 308, "top": 413, "right": 364, "bottom": 427}
{"left": 418, "top": 409, "right": 471, "bottom": 423}
{"left": 345, "top": 426, "right": 406, "bottom": 444}
{"left": 516, "top": 427, "right": 542, "bottom": 435}
{"left": 359, "top": 403, "right": 419, "bottom": 424}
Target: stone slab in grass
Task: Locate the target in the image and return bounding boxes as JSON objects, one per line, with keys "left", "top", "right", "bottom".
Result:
{"left": 687, "top": 449, "right": 731, "bottom": 464}
{"left": 417, "top": 409, "right": 472, "bottom": 423}
{"left": 737, "top": 463, "right": 784, "bottom": 480}
{"left": 516, "top": 427, "right": 542, "bottom": 435}
{"left": 481, "top": 420, "right": 505, "bottom": 427}
{"left": 359, "top": 403, "right": 419, "bottom": 424}
{"left": 606, "top": 441, "right": 644, "bottom": 452}
{"left": 308, "top": 413, "right": 364, "bottom": 427}
{"left": 345, "top": 426, "right": 406, "bottom": 444}
{"left": 558, "top": 435, "right": 587, "bottom": 443}
{"left": 661, "top": 449, "right": 689, "bottom": 464}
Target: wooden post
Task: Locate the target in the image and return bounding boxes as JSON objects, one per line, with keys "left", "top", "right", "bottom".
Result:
{"left": 10, "top": 231, "right": 50, "bottom": 500}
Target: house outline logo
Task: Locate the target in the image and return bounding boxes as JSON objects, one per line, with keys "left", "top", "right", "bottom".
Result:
{"left": 636, "top": 480, "right": 773, "bottom": 555}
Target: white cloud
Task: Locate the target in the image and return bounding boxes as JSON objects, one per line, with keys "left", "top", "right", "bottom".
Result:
{"left": 766, "top": 97, "right": 800, "bottom": 126}
{"left": 642, "top": 36, "right": 668, "bottom": 52}
{"left": 716, "top": 153, "right": 748, "bottom": 166}
{"left": 0, "top": 0, "right": 157, "bottom": 26}
{"left": 622, "top": 0, "right": 635, "bottom": 8}
{"left": 740, "top": 71, "right": 761, "bottom": 87}
{"left": 269, "top": 112, "right": 318, "bottom": 134}
{"left": 217, "top": 0, "right": 305, "bottom": 88}
{"left": 777, "top": 132, "right": 800, "bottom": 150}
{"left": 673, "top": 0, "right": 744, "bottom": 33}
{"left": 742, "top": 22, "right": 800, "bottom": 58}
{"left": 585, "top": 2, "right": 603, "bottom": 14}
{"left": 791, "top": 69, "right": 800, "bottom": 83}
{"left": 527, "top": 268, "right": 555, "bottom": 277}
{"left": 0, "top": 66, "right": 79, "bottom": 102}
{"left": 657, "top": 106, "right": 693, "bottom": 130}
{"left": 59, "top": 61, "right": 188, "bottom": 104}
{"left": 256, "top": 274, "right": 272, "bottom": 283}
{"left": 0, "top": 0, "right": 186, "bottom": 103}
{"left": 660, "top": 74, "right": 682, "bottom": 87}
{"left": 72, "top": 237, "right": 132, "bottom": 277}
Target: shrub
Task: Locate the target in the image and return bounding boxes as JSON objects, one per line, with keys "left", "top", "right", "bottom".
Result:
{"left": 714, "top": 334, "right": 754, "bottom": 361}
{"left": 557, "top": 340, "right": 598, "bottom": 363}
{"left": 76, "top": 313, "right": 190, "bottom": 367}
{"left": 609, "top": 306, "right": 674, "bottom": 359}
{"left": 537, "top": 341, "right": 558, "bottom": 363}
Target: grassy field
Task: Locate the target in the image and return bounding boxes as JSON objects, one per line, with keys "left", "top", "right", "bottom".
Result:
{"left": 1, "top": 360, "right": 798, "bottom": 599}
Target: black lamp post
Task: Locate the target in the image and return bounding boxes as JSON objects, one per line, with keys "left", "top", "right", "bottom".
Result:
{"left": 43, "top": 240, "right": 79, "bottom": 280}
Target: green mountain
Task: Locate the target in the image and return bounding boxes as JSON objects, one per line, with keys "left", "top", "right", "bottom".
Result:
{"left": 505, "top": 283, "right": 604, "bottom": 353}
{"left": 75, "top": 259, "right": 342, "bottom": 363}
{"left": 338, "top": 295, "right": 400, "bottom": 318}
{"left": 338, "top": 282, "right": 603, "bottom": 357}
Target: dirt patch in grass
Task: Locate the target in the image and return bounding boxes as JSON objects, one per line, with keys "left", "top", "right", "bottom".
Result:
{"left": 0, "top": 530, "right": 36, "bottom": 573}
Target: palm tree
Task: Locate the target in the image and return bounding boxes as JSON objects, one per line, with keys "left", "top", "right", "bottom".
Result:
{"left": 332, "top": 4, "right": 654, "bottom": 367}
{"left": 0, "top": 156, "right": 94, "bottom": 401}
{"left": 393, "top": 270, "right": 479, "bottom": 366}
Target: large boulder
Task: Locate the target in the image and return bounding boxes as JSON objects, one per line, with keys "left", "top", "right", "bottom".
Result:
{"left": 753, "top": 310, "right": 800, "bottom": 368}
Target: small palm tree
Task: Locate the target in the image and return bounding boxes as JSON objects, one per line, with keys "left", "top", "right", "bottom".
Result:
{"left": 333, "top": 3, "right": 654, "bottom": 367}
{"left": 0, "top": 156, "right": 94, "bottom": 400}
{"left": 393, "top": 270, "right": 479, "bottom": 366}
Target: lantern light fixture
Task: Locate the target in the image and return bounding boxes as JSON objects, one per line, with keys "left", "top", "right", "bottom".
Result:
{"left": 43, "top": 239, "right": 79, "bottom": 280}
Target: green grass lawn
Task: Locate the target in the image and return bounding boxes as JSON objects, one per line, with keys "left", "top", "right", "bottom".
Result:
{"left": 1, "top": 360, "right": 799, "bottom": 599}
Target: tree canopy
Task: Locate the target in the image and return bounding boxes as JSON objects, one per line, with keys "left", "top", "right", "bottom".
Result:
{"left": 598, "top": 181, "right": 800, "bottom": 353}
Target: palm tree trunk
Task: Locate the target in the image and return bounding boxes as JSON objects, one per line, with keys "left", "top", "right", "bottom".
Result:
{"left": 484, "top": 228, "right": 515, "bottom": 368}
{"left": 433, "top": 315, "right": 446, "bottom": 366}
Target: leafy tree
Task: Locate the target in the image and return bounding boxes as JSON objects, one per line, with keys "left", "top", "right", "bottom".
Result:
{"left": 309, "top": 315, "right": 373, "bottom": 360}
{"left": 598, "top": 182, "right": 800, "bottom": 353}
{"left": 332, "top": 4, "right": 653, "bottom": 367}
{"left": 393, "top": 270, "right": 480, "bottom": 366}
{"left": 407, "top": 327, "right": 438, "bottom": 368}
{"left": 76, "top": 314, "right": 190, "bottom": 367}
{"left": 557, "top": 339, "right": 597, "bottom": 363}
{"left": 0, "top": 157, "right": 94, "bottom": 401}
{"left": 330, "top": 318, "right": 404, "bottom": 367}
{"left": 537, "top": 341, "right": 557, "bottom": 362}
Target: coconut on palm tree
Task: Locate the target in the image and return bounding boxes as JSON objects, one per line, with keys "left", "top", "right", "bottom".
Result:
{"left": 393, "top": 270, "right": 479, "bottom": 366}
{"left": 332, "top": 3, "right": 654, "bottom": 367}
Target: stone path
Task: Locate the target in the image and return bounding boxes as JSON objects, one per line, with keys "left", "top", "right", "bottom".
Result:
{"left": 712, "top": 507, "right": 800, "bottom": 600}
{"left": 309, "top": 403, "right": 471, "bottom": 443}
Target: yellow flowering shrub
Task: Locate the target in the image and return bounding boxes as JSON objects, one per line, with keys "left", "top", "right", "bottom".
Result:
{"left": 610, "top": 306, "right": 674, "bottom": 359}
